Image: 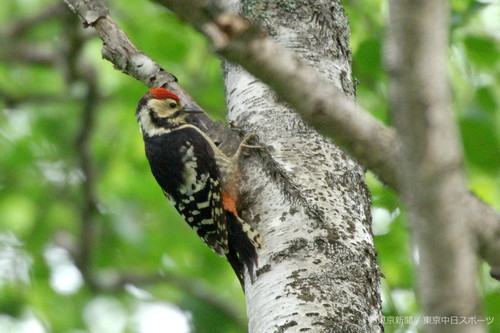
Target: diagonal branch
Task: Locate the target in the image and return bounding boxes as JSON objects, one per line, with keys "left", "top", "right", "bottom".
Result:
{"left": 0, "top": 42, "right": 58, "bottom": 65}
{"left": 96, "top": 270, "right": 246, "bottom": 329}
{"left": 63, "top": 0, "right": 218, "bottom": 134}
{"left": 55, "top": 246, "right": 246, "bottom": 327}
{"left": 62, "top": 0, "right": 179, "bottom": 97}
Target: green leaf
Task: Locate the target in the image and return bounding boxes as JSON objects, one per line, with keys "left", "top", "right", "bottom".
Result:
{"left": 460, "top": 117, "right": 500, "bottom": 172}
{"left": 464, "top": 35, "right": 500, "bottom": 68}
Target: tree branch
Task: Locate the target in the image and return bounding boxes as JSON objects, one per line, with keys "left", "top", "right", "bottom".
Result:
{"left": 0, "top": 89, "right": 67, "bottom": 107}
{"left": 464, "top": 195, "right": 500, "bottom": 280}
{"left": 55, "top": 9, "right": 102, "bottom": 288}
{"left": 0, "top": 42, "right": 59, "bottom": 65}
{"left": 96, "top": 270, "right": 246, "bottom": 329}
{"left": 62, "top": 0, "right": 172, "bottom": 90}
{"left": 62, "top": 0, "right": 221, "bottom": 134}
{"left": 73, "top": 67, "right": 99, "bottom": 286}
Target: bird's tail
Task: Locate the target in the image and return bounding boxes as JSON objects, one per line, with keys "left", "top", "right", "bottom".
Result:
{"left": 225, "top": 212, "right": 262, "bottom": 290}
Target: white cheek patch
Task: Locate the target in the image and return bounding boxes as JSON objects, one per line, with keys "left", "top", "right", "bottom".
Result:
{"left": 138, "top": 112, "right": 170, "bottom": 136}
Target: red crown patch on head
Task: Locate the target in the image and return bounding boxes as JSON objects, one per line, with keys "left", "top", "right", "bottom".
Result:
{"left": 149, "top": 88, "right": 180, "bottom": 102}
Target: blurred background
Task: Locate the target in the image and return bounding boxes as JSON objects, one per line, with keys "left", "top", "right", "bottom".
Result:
{"left": 0, "top": 0, "right": 499, "bottom": 332}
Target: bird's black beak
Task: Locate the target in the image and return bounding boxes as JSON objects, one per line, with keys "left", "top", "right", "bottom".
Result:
{"left": 181, "top": 105, "right": 204, "bottom": 114}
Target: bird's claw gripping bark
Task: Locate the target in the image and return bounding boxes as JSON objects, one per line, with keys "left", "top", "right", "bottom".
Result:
{"left": 240, "top": 133, "right": 262, "bottom": 150}
{"left": 233, "top": 133, "right": 262, "bottom": 159}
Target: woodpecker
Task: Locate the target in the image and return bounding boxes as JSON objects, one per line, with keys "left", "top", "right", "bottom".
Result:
{"left": 135, "top": 87, "right": 262, "bottom": 287}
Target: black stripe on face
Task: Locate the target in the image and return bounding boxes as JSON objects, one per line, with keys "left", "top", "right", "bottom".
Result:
{"left": 149, "top": 109, "right": 179, "bottom": 128}
{"left": 148, "top": 108, "right": 182, "bottom": 129}
{"left": 167, "top": 110, "right": 183, "bottom": 120}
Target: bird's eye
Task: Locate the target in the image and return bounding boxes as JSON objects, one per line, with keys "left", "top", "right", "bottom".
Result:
{"left": 168, "top": 102, "right": 177, "bottom": 109}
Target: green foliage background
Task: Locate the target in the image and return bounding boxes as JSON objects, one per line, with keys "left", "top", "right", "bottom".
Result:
{"left": 0, "top": 0, "right": 498, "bottom": 332}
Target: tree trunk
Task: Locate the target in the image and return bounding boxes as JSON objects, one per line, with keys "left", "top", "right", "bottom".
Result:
{"left": 387, "top": 1, "right": 484, "bottom": 332}
{"left": 223, "top": 1, "right": 383, "bottom": 332}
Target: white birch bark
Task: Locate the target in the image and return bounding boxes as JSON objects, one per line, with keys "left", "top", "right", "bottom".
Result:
{"left": 223, "top": 1, "right": 382, "bottom": 332}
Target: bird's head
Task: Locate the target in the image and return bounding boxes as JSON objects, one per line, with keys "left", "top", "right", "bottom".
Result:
{"left": 136, "top": 88, "right": 203, "bottom": 136}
